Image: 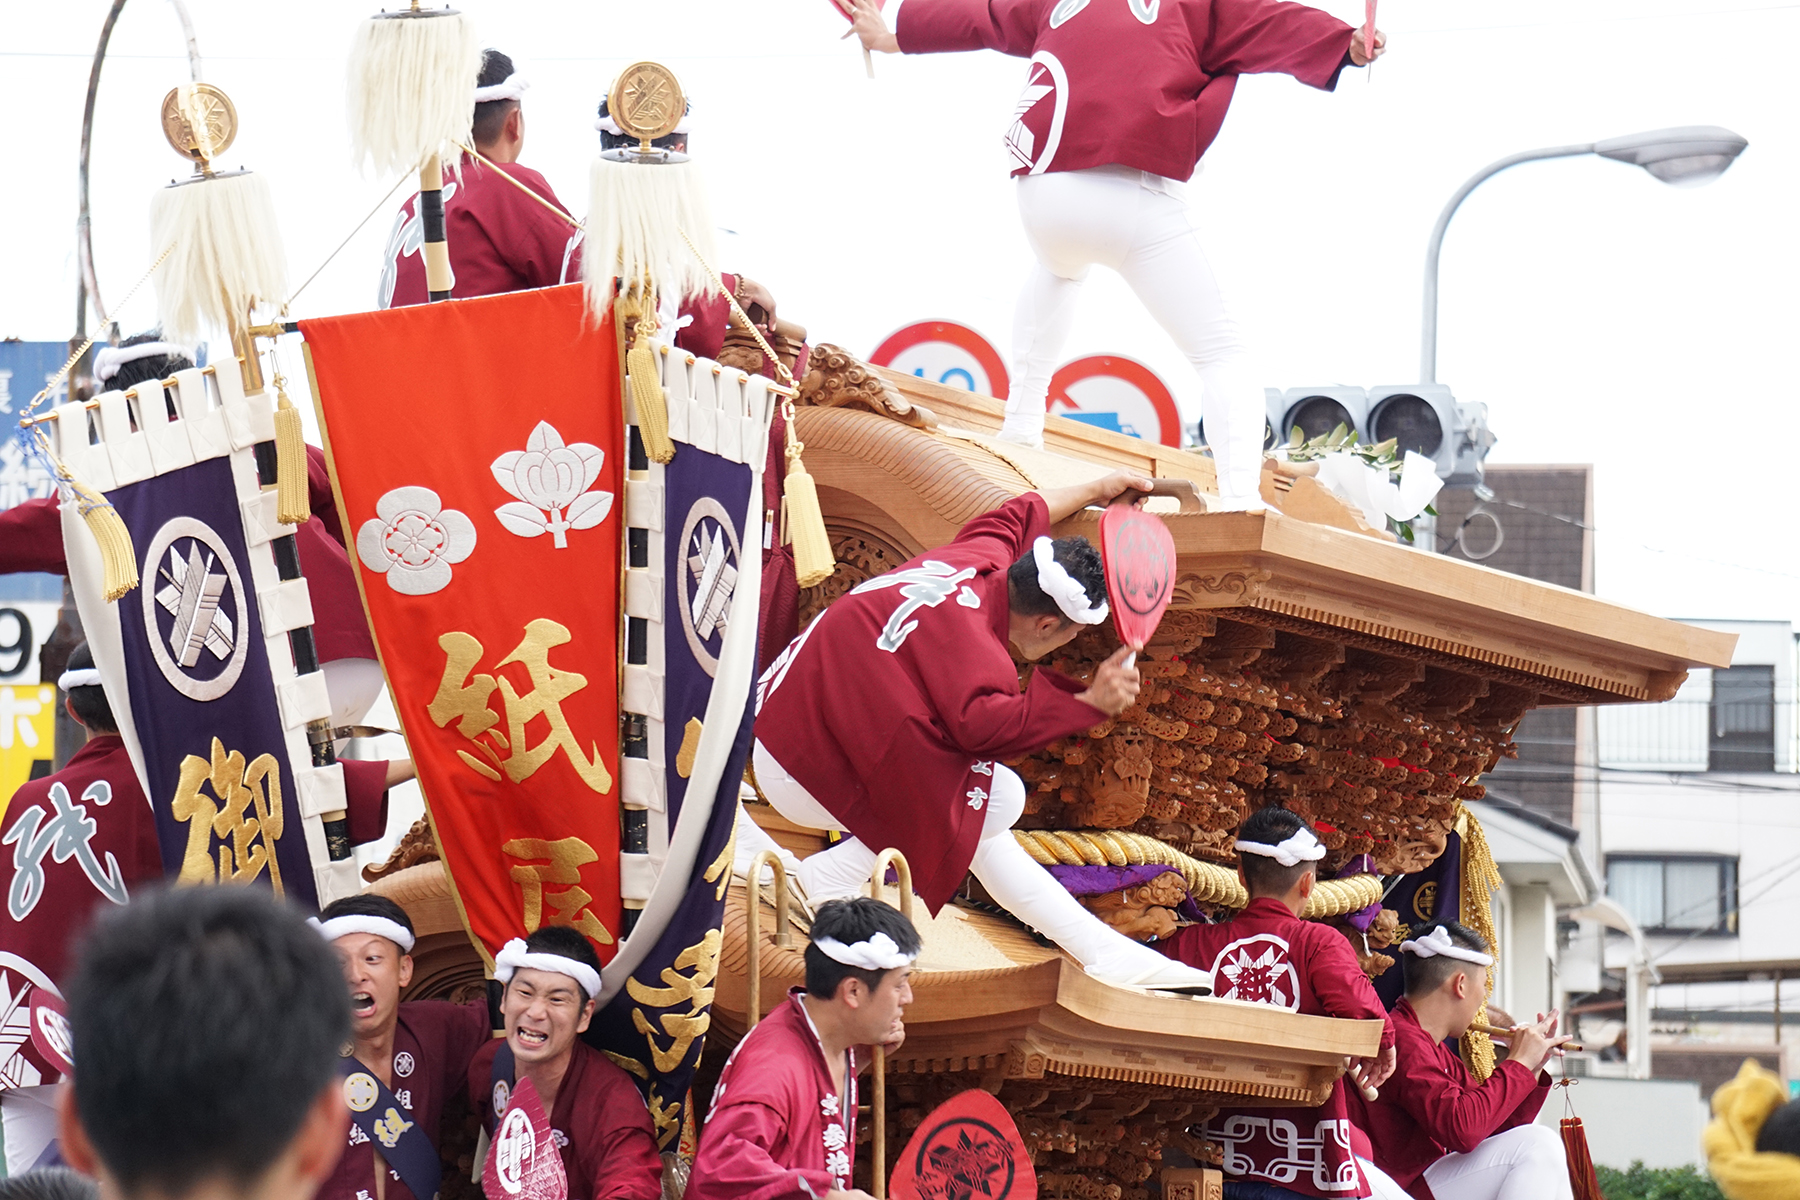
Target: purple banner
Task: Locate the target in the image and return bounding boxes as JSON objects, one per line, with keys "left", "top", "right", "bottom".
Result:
{"left": 1372, "top": 830, "right": 1460, "bottom": 1010}
{"left": 660, "top": 447, "right": 753, "bottom": 825}
{"left": 108, "top": 455, "right": 317, "bottom": 907}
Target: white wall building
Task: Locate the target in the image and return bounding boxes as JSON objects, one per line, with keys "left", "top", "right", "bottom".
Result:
{"left": 1594, "top": 619, "right": 1800, "bottom": 1086}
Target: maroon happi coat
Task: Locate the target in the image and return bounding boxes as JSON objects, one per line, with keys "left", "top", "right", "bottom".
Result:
{"left": 1346, "top": 998, "right": 1550, "bottom": 1200}
{"left": 893, "top": 0, "right": 1356, "bottom": 181}
{"left": 0, "top": 736, "right": 162, "bottom": 990}
{"left": 321, "top": 1000, "right": 491, "bottom": 1200}
{"left": 379, "top": 153, "right": 740, "bottom": 361}
{"left": 1161, "top": 898, "right": 1394, "bottom": 1197}
{"left": 469, "top": 1039, "right": 662, "bottom": 1200}
{"left": 687, "top": 990, "right": 858, "bottom": 1200}
{"left": 754, "top": 493, "right": 1103, "bottom": 910}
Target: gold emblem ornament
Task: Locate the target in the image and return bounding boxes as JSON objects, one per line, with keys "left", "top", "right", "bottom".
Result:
{"left": 607, "top": 62, "right": 684, "bottom": 144}
{"left": 1412, "top": 881, "right": 1438, "bottom": 922}
{"left": 344, "top": 1071, "right": 380, "bottom": 1114}
{"left": 160, "top": 83, "right": 238, "bottom": 166}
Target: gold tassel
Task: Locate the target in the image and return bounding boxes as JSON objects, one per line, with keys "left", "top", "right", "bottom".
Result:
{"left": 68, "top": 477, "right": 139, "bottom": 602}
{"left": 616, "top": 286, "right": 674, "bottom": 464}
{"left": 273, "top": 382, "right": 310, "bottom": 526}
{"left": 784, "top": 426, "right": 834, "bottom": 589}
{"left": 1458, "top": 803, "right": 1505, "bottom": 1080}
{"left": 629, "top": 337, "right": 674, "bottom": 464}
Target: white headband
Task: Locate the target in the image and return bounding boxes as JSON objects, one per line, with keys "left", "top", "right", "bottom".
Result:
{"left": 1032, "top": 537, "right": 1108, "bottom": 625}
{"left": 493, "top": 938, "right": 602, "bottom": 999}
{"left": 474, "top": 73, "right": 530, "bottom": 104}
{"left": 813, "top": 931, "right": 917, "bottom": 972}
{"left": 93, "top": 342, "right": 192, "bottom": 382}
{"left": 56, "top": 668, "right": 102, "bottom": 690}
{"left": 1234, "top": 827, "right": 1327, "bottom": 868}
{"left": 309, "top": 915, "right": 416, "bottom": 953}
{"left": 1400, "top": 925, "right": 1494, "bottom": 966}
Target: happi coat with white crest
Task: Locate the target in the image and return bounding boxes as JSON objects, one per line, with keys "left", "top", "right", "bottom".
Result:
{"left": 890, "top": 0, "right": 1358, "bottom": 182}
{"left": 1161, "top": 898, "right": 1396, "bottom": 1197}
{"left": 754, "top": 492, "right": 1104, "bottom": 910}
{"left": 686, "top": 989, "right": 861, "bottom": 1200}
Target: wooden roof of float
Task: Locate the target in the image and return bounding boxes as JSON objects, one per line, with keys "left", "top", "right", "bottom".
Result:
{"left": 792, "top": 359, "right": 1733, "bottom": 705}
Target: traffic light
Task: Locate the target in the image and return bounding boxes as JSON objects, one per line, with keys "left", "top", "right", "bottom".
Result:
{"left": 1269, "top": 386, "right": 1370, "bottom": 445}
{"left": 1364, "top": 384, "right": 1495, "bottom": 484}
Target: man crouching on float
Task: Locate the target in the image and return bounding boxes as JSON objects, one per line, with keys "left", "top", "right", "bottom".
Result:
{"left": 753, "top": 472, "right": 1211, "bottom": 992}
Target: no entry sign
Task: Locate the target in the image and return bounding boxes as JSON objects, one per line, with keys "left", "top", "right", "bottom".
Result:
{"left": 1048, "top": 355, "right": 1181, "bottom": 446}
{"left": 870, "top": 321, "right": 1010, "bottom": 400}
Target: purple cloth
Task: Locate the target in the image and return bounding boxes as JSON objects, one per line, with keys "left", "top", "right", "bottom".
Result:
{"left": 1045, "top": 862, "right": 1206, "bottom": 923}
{"left": 1338, "top": 853, "right": 1383, "bottom": 931}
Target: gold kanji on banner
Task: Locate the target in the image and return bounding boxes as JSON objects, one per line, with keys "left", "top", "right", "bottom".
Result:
{"left": 427, "top": 618, "right": 613, "bottom": 793}
{"left": 170, "top": 737, "right": 285, "bottom": 897}
{"left": 502, "top": 836, "right": 615, "bottom": 945}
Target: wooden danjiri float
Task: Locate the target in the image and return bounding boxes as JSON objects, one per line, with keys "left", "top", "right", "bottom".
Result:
{"left": 363, "top": 341, "right": 1732, "bottom": 1200}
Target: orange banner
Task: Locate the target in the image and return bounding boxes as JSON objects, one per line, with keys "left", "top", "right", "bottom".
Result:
{"left": 303, "top": 286, "right": 624, "bottom": 963}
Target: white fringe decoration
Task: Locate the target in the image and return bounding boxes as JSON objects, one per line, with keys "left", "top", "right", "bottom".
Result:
{"left": 148, "top": 172, "right": 289, "bottom": 346}
{"left": 346, "top": 10, "right": 482, "bottom": 177}
{"left": 582, "top": 158, "right": 718, "bottom": 321}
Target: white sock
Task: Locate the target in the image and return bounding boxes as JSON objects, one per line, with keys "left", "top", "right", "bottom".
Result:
{"left": 968, "top": 831, "right": 1209, "bottom": 986}
{"left": 796, "top": 837, "right": 879, "bottom": 904}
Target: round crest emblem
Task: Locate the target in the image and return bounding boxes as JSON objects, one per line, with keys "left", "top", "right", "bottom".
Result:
{"left": 677, "top": 497, "right": 741, "bottom": 677}
{"left": 608, "top": 62, "right": 685, "bottom": 142}
{"left": 913, "top": 1115, "right": 1018, "bottom": 1200}
{"left": 140, "top": 517, "right": 250, "bottom": 701}
{"left": 344, "top": 1072, "right": 380, "bottom": 1113}
{"left": 1209, "top": 933, "right": 1302, "bottom": 1011}
{"left": 394, "top": 1051, "right": 415, "bottom": 1078}
{"left": 1412, "top": 881, "right": 1439, "bottom": 922}
{"left": 494, "top": 1105, "right": 535, "bottom": 1196}
{"left": 492, "top": 1079, "right": 511, "bottom": 1117}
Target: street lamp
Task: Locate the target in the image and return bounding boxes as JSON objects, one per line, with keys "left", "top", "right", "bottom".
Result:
{"left": 1420, "top": 125, "right": 1748, "bottom": 382}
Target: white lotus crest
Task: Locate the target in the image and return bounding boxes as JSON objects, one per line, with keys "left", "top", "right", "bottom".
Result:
{"left": 491, "top": 421, "right": 613, "bottom": 549}
{"left": 356, "top": 486, "right": 477, "bottom": 596}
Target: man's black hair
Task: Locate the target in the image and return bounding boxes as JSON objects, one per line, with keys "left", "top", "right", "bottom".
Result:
{"left": 517, "top": 924, "right": 603, "bottom": 1007}
{"left": 1007, "top": 535, "right": 1105, "bottom": 623}
{"left": 62, "top": 642, "right": 118, "bottom": 735}
{"left": 108, "top": 330, "right": 194, "bottom": 392}
{"left": 0, "top": 1168, "right": 99, "bottom": 1200}
{"left": 1401, "top": 920, "right": 1490, "bottom": 998}
{"left": 472, "top": 50, "right": 519, "bottom": 146}
{"left": 318, "top": 893, "right": 416, "bottom": 939}
{"left": 803, "top": 897, "right": 922, "bottom": 1001}
{"left": 1756, "top": 1096, "right": 1800, "bottom": 1155}
{"left": 67, "top": 886, "right": 349, "bottom": 1197}
{"left": 1237, "top": 805, "right": 1319, "bottom": 897}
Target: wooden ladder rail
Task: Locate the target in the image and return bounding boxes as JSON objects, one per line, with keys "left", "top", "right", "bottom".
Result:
{"left": 867, "top": 848, "right": 913, "bottom": 1200}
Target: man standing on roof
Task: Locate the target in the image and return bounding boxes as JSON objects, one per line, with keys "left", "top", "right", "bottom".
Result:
{"left": 849, "top": 0, "right": 1384, "bottom": 508}
{"left": 312, "top": 896, "right": 492, "bottom": 1200}
{"left": 752, "top": 475, "right": 1211, "bottom": 992}
{"left": 380, "top": 52, "right": 780, "bottom": 367}
{"left": 468, "top": 927, "right": 662, "bottom": 1200}
{"left": 381, "top": 50, "right": 581, "bottom": 308}
{"left": 687, "top": 898, "right": 919, "bottom": 1200}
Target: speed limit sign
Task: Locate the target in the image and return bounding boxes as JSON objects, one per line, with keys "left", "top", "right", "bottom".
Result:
{"left": 869, "top": 321, "right": 1010, "bottom": 400}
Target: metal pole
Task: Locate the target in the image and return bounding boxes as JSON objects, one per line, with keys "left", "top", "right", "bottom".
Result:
{"left": 1421, "top": 144, "right": 1595, "bottom": 383}
{"left": 76, "top": 0, "right": 130, "bottom": 348}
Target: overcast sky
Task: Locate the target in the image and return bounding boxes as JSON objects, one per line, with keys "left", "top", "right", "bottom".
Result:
{"left": 4, "top": 0, "right": 1796, "bottom": 631}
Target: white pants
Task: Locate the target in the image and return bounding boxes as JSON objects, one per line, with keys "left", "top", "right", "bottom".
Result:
{"left": 1421, "top": 1125, "right": 1573, "bottom": 1200}
{"left": 752, "top": 740, "right": 1208, "bottom": 985}
{"left": 1007, "top": 165, "right": 1266, "bottom": 502}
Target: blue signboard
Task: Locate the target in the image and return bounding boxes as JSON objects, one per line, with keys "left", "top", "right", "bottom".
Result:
{"left": 0, "top": 342, "right": 71, "bottom": 603}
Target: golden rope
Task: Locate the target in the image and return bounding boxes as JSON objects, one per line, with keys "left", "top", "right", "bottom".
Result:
{"left": 1011, "top": 829, "right": 1383, "bottom": 917}
{"left": 1457, "top": 803, "right": 1504, "bottom": 1080}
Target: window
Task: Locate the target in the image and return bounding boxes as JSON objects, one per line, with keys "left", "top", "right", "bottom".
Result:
{"left": 1606, "top": 855, "right": 1738, "bottom": 936}
{"left": 1711, "top": 665, "right": 1775, "bottom": 773}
